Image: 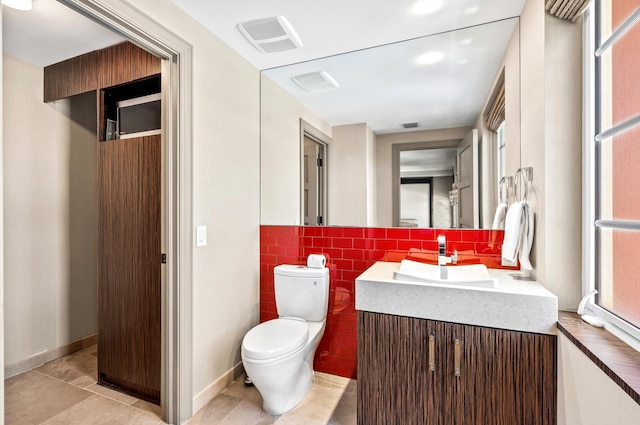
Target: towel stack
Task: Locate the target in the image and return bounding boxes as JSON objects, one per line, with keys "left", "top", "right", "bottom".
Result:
{"left": 501, "top": 200, "right": 534, "bottom": 270}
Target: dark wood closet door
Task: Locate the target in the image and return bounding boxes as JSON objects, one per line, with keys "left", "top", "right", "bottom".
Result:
{"left": 97, "top": 134, "right": 161, "bottom": 403}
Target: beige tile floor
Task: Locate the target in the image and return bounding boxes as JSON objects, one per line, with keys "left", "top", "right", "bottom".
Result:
{"left": 4, "top": 345, "right": 357, "bottom": 425}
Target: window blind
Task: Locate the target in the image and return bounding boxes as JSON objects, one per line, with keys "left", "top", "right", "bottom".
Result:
{"left": 545, "top": 0, "right": 592, "bottom": 22}
{"left": 485, "top": 83, "right": 505, "bottom": 133}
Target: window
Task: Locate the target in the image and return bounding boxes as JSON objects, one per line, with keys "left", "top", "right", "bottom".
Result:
{"left": 586, "top": 0, "right": 640, "bottom": 342}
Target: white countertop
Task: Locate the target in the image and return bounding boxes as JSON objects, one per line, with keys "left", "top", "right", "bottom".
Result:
{"left": 355, "top": 261, "right": 558, "bottom": 335}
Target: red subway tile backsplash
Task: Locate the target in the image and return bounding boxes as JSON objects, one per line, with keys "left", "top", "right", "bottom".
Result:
{"left": 259, "top": 225, "right": 517, "bottom": 379}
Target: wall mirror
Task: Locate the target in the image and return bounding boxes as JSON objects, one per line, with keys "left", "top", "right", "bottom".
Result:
{"left": 260, "top": 17, "right": 522, "bottom": 229}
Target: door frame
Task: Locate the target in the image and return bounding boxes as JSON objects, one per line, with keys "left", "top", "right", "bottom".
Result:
{"left": 456, "top": 129, "right": 480, "bottom": 228}
{"left": 300, "top": 119, "right": 330, "bottom": 226}
{"left": 60, "top": 1, "right": 194, "bottom": 423}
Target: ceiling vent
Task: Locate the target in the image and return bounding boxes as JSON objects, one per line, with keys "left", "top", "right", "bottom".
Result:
{"left": 237, "top": 16, "right": 303, "bottom": 54}
{"left": 291, "top": 71, "right": 340, "bottom": 93}
{"left": 402, "top": 122, "right": 420, "bottom": 129}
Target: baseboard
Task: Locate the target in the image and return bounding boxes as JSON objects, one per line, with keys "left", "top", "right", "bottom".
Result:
{"left": 192, "top": 362, "right": 245, "bottom": 414}
{"left": 5, "top": 333, "right": 98, "bottom": 379}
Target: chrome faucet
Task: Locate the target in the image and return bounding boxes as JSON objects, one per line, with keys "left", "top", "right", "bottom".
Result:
{"left": 437, "top": 235, "right": 458, "bottom": 266}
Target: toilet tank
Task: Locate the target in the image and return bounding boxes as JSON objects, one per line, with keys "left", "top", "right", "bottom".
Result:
{"left": 274, "top": 265, "right": 330, "bottom": 322}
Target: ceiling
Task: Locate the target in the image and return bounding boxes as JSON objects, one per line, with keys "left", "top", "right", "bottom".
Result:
{"left": 2, "top": 0, "right": 526, "bottom": 134}
{"left": 169, "top": 0, "right": 526, "bottom": 71}
{"left": 2, "top": 0, "right": 125, "bottom": 67}
{"left": 263, "top": 17, "right": 518, "bottom": 134}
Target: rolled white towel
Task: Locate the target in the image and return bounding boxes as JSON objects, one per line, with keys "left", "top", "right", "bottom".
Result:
{"left": 492, "top": 203, "right": 508, "bottom": 230}
{"left": 502, "top": 201, "right": 524, "bottom": 263}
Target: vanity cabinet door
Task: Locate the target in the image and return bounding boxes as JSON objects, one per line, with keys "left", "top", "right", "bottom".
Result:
{"left": 358, "top": 312, "right": 557, "bottom": 425}
{"left": 357, "top": 311, "right": 439, "bottom": 425}
{"left": 458, "top": 324, "right": 557, "bottom": 425}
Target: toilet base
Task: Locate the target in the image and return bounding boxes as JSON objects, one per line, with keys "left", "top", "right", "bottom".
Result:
{"left": 241, "top": 320, "right": 325, "bottom": 415}
{"left": 245, "top": 349, "right": 314, "bottom": 415}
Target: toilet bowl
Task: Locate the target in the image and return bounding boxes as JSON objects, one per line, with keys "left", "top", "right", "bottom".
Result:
{"left": 241, "top": 264, "right": 329, "bottom": 415}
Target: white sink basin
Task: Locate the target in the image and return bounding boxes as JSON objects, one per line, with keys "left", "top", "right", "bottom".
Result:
{"left": 356, "top": 261, "right": 559, "bottom": 335}
{"left": 393, "top": 259, "right": 498, "bottom": 288}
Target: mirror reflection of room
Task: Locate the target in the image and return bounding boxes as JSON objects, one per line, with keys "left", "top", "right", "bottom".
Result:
{"left": 261, "top": 17, "right": 522, "bottom": 229}
{"left": 398, "top": 148, "right": 455, "bottom": 228}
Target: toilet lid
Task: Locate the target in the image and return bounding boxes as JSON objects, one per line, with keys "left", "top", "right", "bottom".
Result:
{"left": 243, "top": 317, "right": 309, "bottom": 361}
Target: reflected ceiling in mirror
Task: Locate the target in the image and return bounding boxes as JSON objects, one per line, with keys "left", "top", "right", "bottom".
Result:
{"left": 262, "top": 17, "right": 518, "bottom": 135}
{"left": 400, "top": 148, "right": 456, "bottom": 177}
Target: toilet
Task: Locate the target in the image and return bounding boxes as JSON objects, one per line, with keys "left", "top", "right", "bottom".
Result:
{"left": 241, "top": 264, "right": 330, "bottom": 415}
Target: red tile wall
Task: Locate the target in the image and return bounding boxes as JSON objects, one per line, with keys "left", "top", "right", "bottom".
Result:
{"left": 259, "top": 225, "right": 517, "bottom": 379}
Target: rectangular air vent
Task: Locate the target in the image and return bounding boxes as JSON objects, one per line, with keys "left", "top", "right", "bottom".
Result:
{"left": 291, "top": 71, "right": 339, "bottom": 93}
{"left": 402, "top": 122, "right": 420, "bottom": 129}
{"left": 237, "top": 16, "right": 302, "bottom": 54}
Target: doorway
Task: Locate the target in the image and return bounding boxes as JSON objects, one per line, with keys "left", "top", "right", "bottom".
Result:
{"left": 392, "top": 142, "right": 459, "bottom": 228}
{"left": 58, "top": 1, "right": 194, "bottom": 421}
{"left": 303, "top": 136, "right": 326, "bottom": 225}
{"left": 300, "top": 119, "right": 330, "bottom": 226}
{"left": 1, "top": 0, "right": 194, "bottom": 422}
{"left": 399, "top": 177, "right": 433, "bottom": 228}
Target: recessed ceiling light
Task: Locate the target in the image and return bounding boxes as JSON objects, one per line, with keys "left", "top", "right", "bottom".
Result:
{"left": 416, "top": 51, "right": 444, "bottom": 65}
{"left": 464, "top": 5, "right": 480, "bottom": 15}
{"left": 1, "top": 0, "right": 32, "bottom": 10}
{"left": 411, "top": 0, "right": 443, "bottom": 15}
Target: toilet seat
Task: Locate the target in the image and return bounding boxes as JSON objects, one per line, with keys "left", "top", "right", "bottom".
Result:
{"left": 242, "top": 317, "right": 309, "bottom": 361}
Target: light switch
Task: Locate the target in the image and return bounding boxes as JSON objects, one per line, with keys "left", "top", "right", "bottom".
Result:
{"left": 196, "top": 226, "right": 207, "bottom": 247}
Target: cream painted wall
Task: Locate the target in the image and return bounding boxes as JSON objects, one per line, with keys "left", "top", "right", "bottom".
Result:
{"left": 260, "top": 75, "right": 332, "bottom": 226}
{"left": 542, "top": 13, "right": 583, "bottom": 310}
{"left": 103, "top": 0, "right": 262, "bottom": 411}
{"left": 476, "top": 20, "right": 521, "bottom": 228}
{"left": 520, "top": 0, "right": 547, "bottom": 282}
{"left": 558, "top": 333, "right": 640, "bottom": 425}
{"left": 365, "top": 124, "right": 377, "bottom": 226}
{"left": 519, "top": 0, "right": 582, "bottom": 310}
{"left": 375, "top": 127, "right": 471, "bottom": 227}
{"left": 330, "top": 123, "right": 377, "bottom": 226}
{"left": 3, "top": 55, "right": 97, "bottom": 368}
{"left": 0, "top": 8, "right": 5, "bottom": 419}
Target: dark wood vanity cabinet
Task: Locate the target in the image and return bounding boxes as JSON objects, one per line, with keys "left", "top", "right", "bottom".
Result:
{"left": 357, "top": 311, "right": 557, "bottom": 425}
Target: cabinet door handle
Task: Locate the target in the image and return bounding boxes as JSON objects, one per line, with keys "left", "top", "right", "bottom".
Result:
{"left": 454, "top": 338, "right": 461, "bottom": 377}
{"left": 428, "top": 335, "right": 435, "bottom": 372}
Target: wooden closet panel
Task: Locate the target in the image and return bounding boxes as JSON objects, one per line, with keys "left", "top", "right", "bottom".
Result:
{"left": 97, "top": 135, "right": 161, "bottom": 403}
{"left": 44, "top": 41, "right": 161, "bottom": 102}
{"left": 99, "top": 42, "right": 161, "bottom": 88}
{"left": 43, "top": 56, "right": 82, "bottom": 102}
{"left": 131, "top": 44, "right": 162, "bottom": 81}
{"left": 98, "top": 42, "right": 133, "bottom": 89}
